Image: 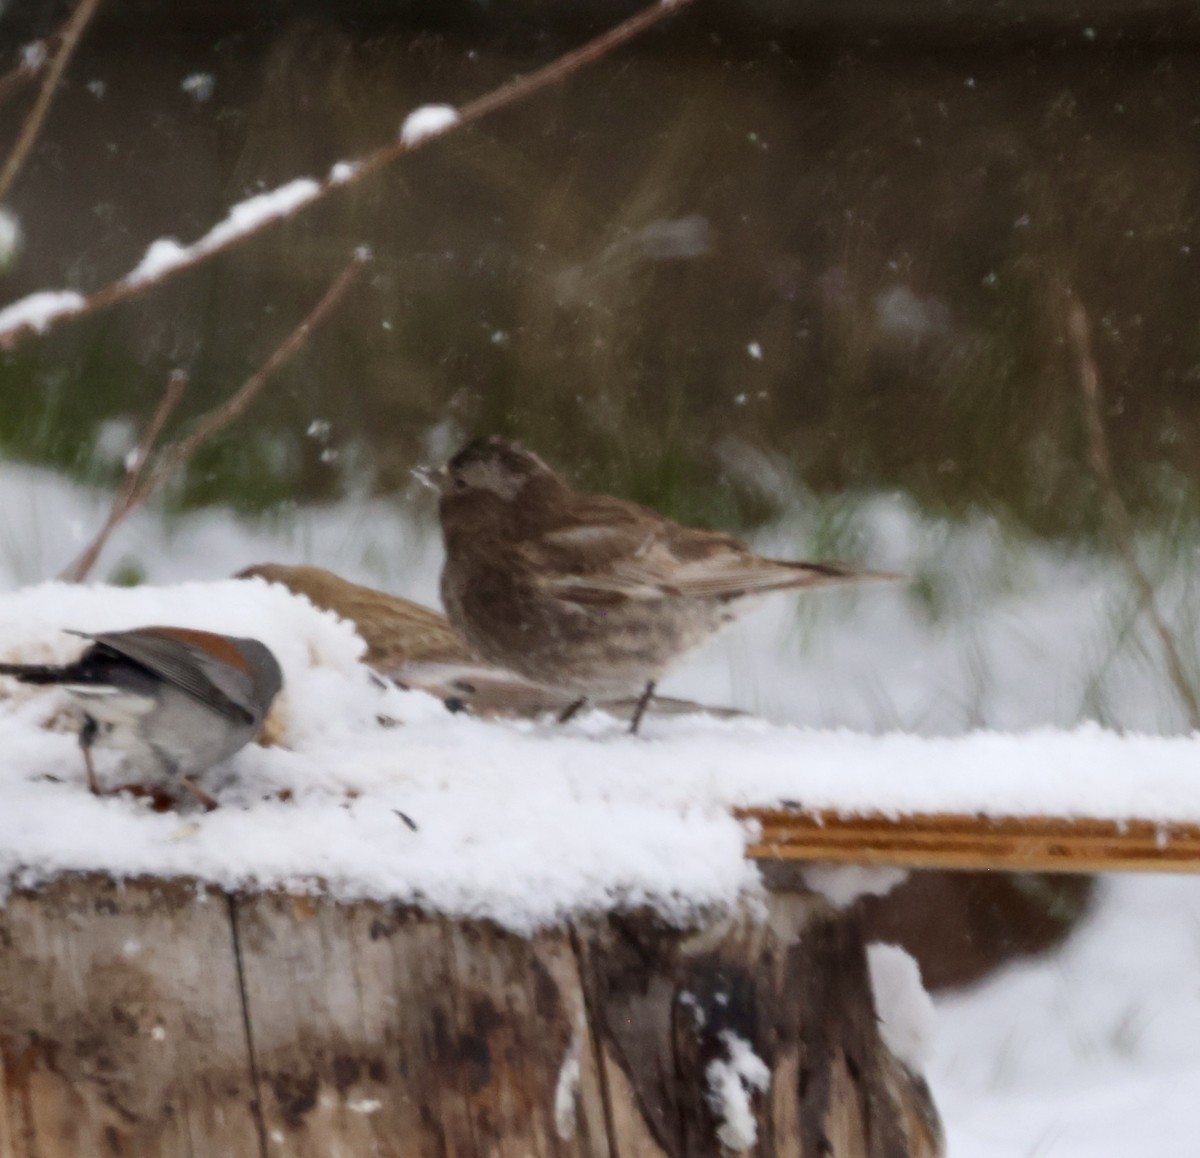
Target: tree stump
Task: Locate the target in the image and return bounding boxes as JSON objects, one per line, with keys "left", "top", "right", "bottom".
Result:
{"left": 0, "top": 875, "right": 942, "bottom": 1157}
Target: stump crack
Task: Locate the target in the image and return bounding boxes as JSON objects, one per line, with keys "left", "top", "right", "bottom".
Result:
{"left": 227, "top": 893, "right": 270, "bottom": 1158}
{"left": 569, "top": 921, "right": 621, "bottom": 1158}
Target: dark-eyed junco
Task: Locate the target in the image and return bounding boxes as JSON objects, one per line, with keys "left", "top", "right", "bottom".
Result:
{"left": 0, "top": 626, "right": 282, "bottom": 807}
{"left": 236, "top": 562, "right": 743, "bottom": 723}
{"left": 429, "top": 436, "right": 899, "bottom": 732}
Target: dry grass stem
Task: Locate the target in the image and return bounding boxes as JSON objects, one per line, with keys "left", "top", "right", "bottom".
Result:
{"left": 58, "top": 369, "right": 188, "bottom": 583}
{"left": 0, "top": 0, "right": 104, "bottom": 202}
{"left": 1065, "top": 287, "right": 1200, "bottom": 730}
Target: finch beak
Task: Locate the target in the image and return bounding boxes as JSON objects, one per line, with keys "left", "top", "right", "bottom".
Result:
{"left": 412, "top": 464, "right": 447, "bottom": 492}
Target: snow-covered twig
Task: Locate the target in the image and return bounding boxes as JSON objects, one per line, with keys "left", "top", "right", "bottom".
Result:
{"left": 1066, "top": 288, "right": 1200, "bottom": 730}
{"left": 0, "top": 0, "right": 105, "bottom": 202}
{"left": 59, "top": 250, "right": 369, "bottom": 582}
{"left": 59, "top": 369, "right": 188, "bottom": 583}
{"left": 0, "top": 0, "right": 693, "bottom": 349}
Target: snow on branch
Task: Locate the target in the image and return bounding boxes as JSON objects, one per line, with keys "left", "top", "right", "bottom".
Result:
{"left": 0, "top": 0, "right": 694, "bottom": 349}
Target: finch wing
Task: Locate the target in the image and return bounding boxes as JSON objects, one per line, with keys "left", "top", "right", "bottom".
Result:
{"left": 522, "top": 495, "right": 899, "bottom": 605}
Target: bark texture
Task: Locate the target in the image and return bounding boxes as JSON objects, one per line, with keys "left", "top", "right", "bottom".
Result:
{"left": 0, "top": 876, "right": 941, "bottom": 1157}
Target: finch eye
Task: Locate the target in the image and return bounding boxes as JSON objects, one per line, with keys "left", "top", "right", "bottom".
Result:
{"left": 454, "top": 477, "right": 468, "bottom": 491}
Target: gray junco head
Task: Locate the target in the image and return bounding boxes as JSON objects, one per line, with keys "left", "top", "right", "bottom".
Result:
{"left": 0, "top": 625, "right": 282, "bottom": 807}
{"left": 431, "top": 436, "right": 899, "bottom": 733}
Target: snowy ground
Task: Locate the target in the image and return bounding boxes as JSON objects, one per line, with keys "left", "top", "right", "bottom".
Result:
{"left": 3, "top": 460, "right": 1200, "bottom": 1156}
{"left": 932, "top": 874, "right": 1200, "bottom": 1158}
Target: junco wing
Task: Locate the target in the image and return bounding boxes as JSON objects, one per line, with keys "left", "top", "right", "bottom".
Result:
{"left": 81, "top": 629, "right": 258, "bottom": 723}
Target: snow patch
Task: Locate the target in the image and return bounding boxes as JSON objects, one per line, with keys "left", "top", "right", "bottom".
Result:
{"left": 705, "top": 1031, "right": 770, "bottom": 1150}
{"left": 0, "top": 208, "right": 21, "bottom": 269}
{"left": 329, "top": 161, "right": 359, "bottom": 184}
{"left": 867, "top": 942, "right": 936, "bottom": 1071}
{"left": 181, "top": 73, "right": 215, "bottom": 102}
{"left": 198, "top": 179, "right": 321, "bottom": 253}
{"left": 801, "top": 864, "right": 908, "bottom": 909}
{"left": 126, "top": 238, "right": 190, "bottom": 285}
{"left": 400, "top": 104, "right": 460, "bottom": 146}
{"left": 0, "top": 290, "right": 85, "bottom": 338}
{"left": 21, "top": 42, "right": 46, "bottom": 72}
{"left": 553, "top": 1042, "right": 581, "bottom": 1140}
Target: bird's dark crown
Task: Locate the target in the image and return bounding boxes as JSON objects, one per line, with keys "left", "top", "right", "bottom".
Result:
{"left": 447, "top": 436, "right": 550, "bottom": 479}
{"left": 438, "top": 436, "right": 559, "bottom": 508}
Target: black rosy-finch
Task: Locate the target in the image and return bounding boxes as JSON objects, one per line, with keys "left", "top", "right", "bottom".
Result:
{"left": 427, "top": 436, "right": 899, "bottom": 733}
{"left": 0, "top": 626, "right": 282, "bottom": 807}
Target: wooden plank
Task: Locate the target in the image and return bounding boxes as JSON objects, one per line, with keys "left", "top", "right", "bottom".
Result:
{"left": 0, "top": 875, "right": 262, "bottom": 1158}
{"left": 231, "top": 893, "right": 611, "bottom": 1157}
{"left": 739, "top": 808, "right": 1200, "bottom": 873}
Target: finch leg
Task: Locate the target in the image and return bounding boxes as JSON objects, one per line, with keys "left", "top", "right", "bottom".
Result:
{"left": 179, "top": 777, "right": 219, "bottom": 812}
{"left": 557, "top": 697, "right": 587, "bottom": 725}
{"left": 628, "top": 681, "right": 656, "bottom": 735}
{"left": 80, "top": 716, "right": 101, "bottom": 796}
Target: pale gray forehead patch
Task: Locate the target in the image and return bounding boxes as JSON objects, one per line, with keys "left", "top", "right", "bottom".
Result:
{"left": 464, "top": 457, "right": 526, "bottom": 500}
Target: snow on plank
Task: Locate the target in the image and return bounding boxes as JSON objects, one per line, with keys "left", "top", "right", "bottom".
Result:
{"left": 4, "top": 579, "right": 1200, "bottom": 931}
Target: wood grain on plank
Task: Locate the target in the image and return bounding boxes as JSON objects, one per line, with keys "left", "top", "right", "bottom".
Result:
{"left": 740, "top": 808, "right": 1200, "bottom": 873}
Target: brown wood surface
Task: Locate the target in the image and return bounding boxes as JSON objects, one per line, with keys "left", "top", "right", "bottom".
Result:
{"left": 0, "top": 876, "right": 261, "bottom": 1158}
{"left": 741, "top": 807, "right": 1200, "bottom": 873}
{"left": 0, "top": 875, "right": 943, "bottom": 1158}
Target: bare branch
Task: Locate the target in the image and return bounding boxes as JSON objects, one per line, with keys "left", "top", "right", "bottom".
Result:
{"left": 58, "top": 369, "right": 188, "bottom": 583}
{"left": 58, "top": 249, "right": 369, "bottom": 582}
{"left": 0, "top": 0, "right": 692, "bottom": 348}
{"left": 0, "top": 0, "right": 104, "bottom": 203}
{"left": 1065, "top": 286, "right": 1200, "bottom": 730}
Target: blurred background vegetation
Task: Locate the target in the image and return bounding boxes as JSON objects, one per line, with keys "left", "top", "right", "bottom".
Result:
{"left": 3, "top": 0, "right": 1200, "bottom": 540}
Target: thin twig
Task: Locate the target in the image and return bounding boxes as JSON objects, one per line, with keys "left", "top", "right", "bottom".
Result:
{"left": 59, "top": 368, "right": 188, "bottom": 582}
{"left": 1065, "top": 287, "right": 1200, "bottom": 730}
{"left": 0, "top": 0, "right": 692, "bottom": 347}
{"left": 0, "top": 0, "right": 104, "bottom": 203}
{"left": 136, "top": 252, "right": 367, "bottom": 504}
{"left": 60, "top": 250, "right": 368, "bottom": 582}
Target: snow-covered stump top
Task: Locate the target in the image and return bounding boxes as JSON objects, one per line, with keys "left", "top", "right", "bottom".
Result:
{"left": 3, "top": 580, "right": 1200, "bottom": 926}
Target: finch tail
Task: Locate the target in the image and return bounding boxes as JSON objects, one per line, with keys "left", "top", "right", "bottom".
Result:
{"left": 775, "top": 560, "right": 905, "bottom": 588}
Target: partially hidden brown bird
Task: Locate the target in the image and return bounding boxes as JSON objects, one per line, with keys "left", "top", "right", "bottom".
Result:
{"left": 235, "top": 563, "right": 737, "bottom": 722}
{"left": 428, "top": 436, "right": 900, "bottom": 733}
